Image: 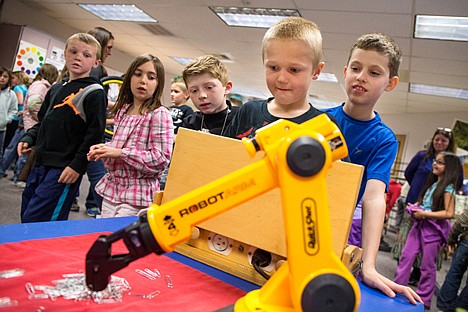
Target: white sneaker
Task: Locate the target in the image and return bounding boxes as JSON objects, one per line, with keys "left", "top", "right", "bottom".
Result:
{"left": 14, "top": 181, "right": 26, "bottom": 189}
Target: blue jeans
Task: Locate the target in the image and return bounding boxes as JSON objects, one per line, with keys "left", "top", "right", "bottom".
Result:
{"left": 0, "top": 128, "right": 23, "bottom": 175}
{"left": 437, "top": 240, "right": 468, "bottom": 311}
{"left": 85, "top": 160, "right": 106, "bottom": 209}
{"left": 13, "top": 154, "right": 27, "bottom": 182}
{"left": 21, "top": 165, "right": 83, "bottom": 222}
{"left": 0, "top": 130, "right": 5, "bottom": 159}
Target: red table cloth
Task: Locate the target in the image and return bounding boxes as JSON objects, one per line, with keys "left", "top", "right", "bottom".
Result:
{"left": 0, "top": 232, "right": 246, "bottom": 311}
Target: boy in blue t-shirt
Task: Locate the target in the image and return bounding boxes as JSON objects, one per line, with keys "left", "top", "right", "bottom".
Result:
{"left": 324, "top": 33, "right": 421, "bottom": 305}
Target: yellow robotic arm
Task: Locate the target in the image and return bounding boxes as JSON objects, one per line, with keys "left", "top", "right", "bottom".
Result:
{"left": 86, "top": 114, "right": 360, "bottom": 312}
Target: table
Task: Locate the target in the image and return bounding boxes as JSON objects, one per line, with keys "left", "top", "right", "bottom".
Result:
{"left": 0, "top": 217, "right": 423, "bottom": 311}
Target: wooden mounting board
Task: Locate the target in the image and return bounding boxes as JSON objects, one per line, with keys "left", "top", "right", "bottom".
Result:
{"left": 162, "top": 128, "right": 363, "bottom": 259}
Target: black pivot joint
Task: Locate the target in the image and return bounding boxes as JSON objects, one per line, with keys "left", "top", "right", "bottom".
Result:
{"left": 286, "top": 136, "right": 325, "bottom": 177}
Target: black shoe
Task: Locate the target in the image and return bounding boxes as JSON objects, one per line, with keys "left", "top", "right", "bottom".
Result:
{"left": 70, "top": 199, "right": 80, "bottom": 212}
{"left": 379, "top": 239, "right": 392, "bottom": 252}
{"left": 409, "top": 267, "right": 421, "bottom": 287}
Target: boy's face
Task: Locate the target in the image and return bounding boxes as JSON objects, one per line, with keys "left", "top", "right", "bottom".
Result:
{"left": 170, "top": 83, "right": 188, "bottom": 106}
{"left": 344, "top": 49, "right": 398, "bottom": 107}
{"left": 263, "top": 39, "right": 323, "bottom": 108}
{"left": 130, "top": 60, "right": 158, "bottom": 106}
{"left": 64, "top": 39, "right": 99, "bottom": 79}
{"left": 186, "top": 72, "right": 232, "bottom": 114}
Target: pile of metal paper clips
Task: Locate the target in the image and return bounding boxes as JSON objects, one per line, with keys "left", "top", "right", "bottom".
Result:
{"left": 25, "top": 273, "right": 131, "bottom": 304}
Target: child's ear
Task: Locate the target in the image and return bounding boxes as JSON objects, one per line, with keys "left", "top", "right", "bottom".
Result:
{"left": 312, "top": 62, "right": 325, "bottom": 80}
{"left": 93, "top": 59, "right": 101, "bottom": 69}
{"left": 224, "top": 81, "right": 233, "bottom": 95}
{"left": 385, "top": 76, "right": 399, "bottom": 92}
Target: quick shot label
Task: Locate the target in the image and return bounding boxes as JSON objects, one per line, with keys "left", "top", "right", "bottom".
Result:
{"left": 302, "top": 198, "right": 318, "bottom": 255}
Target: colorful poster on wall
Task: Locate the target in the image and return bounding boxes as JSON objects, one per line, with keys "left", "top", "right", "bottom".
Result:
{"left": 13, "top": 40, "right": 47, "bottom": 78}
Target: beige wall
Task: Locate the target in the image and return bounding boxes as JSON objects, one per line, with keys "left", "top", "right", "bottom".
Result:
{"left": 381, "top": 111, "right": 468, "bottom": 164}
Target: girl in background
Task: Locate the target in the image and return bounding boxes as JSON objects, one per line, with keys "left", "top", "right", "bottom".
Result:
{"left": 5, "top": 71, "right": 29, "bottom": 150}
{"left": 392, "top": 128, "right": 463, "bottom": 284}
{"left": 0, "top": 66, "right": 18, "bottom": 159}
{"left": 22, "top": 64, "right": 59, "bottom": 131}
{"left": 15, "top": 64, "right": 59, "bottom": 186}
{"left": 79, "top": 26, "right": 115, "bottom": 217}
{"left": 87, "top": 54, "right": 173, "bottom": 217}
{"left": 394, "top": 152, "right": 461, "bottom": 310}
{"left": 87, "top": 26, "right": 114, "bottom": 79}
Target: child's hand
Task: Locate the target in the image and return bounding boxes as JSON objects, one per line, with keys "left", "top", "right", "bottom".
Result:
{"left": 58, "top": 166, "right": 79, "bottom": 184}
{"left": 17, "top": 142, "right": 31, "bottom": 157}
{"left": 89, "top": 144, "right": 105, "bottom": 151}
{"left": 405, "top": 204, "right": 422, "bottom": 215}
{"left": 87, "top": 144, "right": 122, "bottom": 161}
{"left": 87, "top": 144, "right": 105, "bottom": 161}
{"left": 412, "top": 209, "right": 426, "bottom": 220}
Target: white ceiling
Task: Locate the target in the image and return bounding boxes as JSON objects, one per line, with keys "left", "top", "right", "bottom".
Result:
{"left": 3, "top": 0, "right": 468, "bottom": 114}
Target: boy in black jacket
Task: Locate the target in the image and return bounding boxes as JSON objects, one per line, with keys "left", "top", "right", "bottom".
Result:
{"left": 181, "top": 55, "right": 238, "bottom": 136}
{"left": 18, "top": 33, "right": 107, "bottom": 222}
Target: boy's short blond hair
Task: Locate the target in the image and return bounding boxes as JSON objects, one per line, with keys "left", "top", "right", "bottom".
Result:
{"left": 348, "top": 33, "right": 402, "bottom": 78}
{"left": 261, "top": 17, "right": 323, "bottom": 69}
{"left": 171, "top": 75, "right": 187, "bottom": 92}
{"left": 183, "top": 55, "right": 229, "bottom": 86}
{"left": 65, "top": 33, "right": 102, "bottom": 62}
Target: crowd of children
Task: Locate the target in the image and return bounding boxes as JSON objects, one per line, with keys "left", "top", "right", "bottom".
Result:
{"left": 2, "top": 16, "right": 468, "bottom": 310}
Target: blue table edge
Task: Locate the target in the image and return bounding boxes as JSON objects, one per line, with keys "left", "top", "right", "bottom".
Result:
{"left": 0, "top": 217, "right": 423, "bottom": 311}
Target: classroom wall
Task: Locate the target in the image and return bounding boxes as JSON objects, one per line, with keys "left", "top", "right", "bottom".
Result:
{"left": 3, "top": 24, "right": 176, "bottom": 105}
{"left": 381, "top": 111, "right": 468, "bottom": 164}
{"left": 2, "top": 0, "right": 466, "bottom": 166}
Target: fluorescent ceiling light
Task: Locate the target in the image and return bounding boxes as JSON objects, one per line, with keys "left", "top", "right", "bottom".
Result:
{"left": 170, "top": 57, "right": 194, "bottom": 66}
{"left": 410, "top": 83, "right": 468, "bottom": 100}
{"left": 210, "top": 6, "right": 300, "bottom": 28}
{"left": 414, "top": 15, "right": 468, "bottom": 42}
{"left": 317, "top": 72, "right": 338, "bottom": 83}
{"left": 79, "top": 4, "right": 157, "bottom": 22}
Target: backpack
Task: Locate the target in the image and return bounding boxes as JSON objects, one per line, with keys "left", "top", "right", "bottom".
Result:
{"left": 48, "top": 83, "right": 104, "bottom": 122}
